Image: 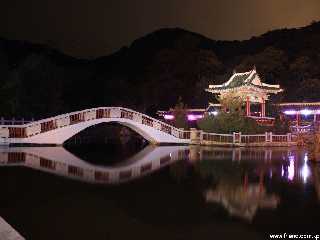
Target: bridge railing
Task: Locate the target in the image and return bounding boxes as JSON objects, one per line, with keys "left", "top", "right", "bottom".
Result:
{"left": 0, "top": 107, "right": 297, "bottom": 145}
{"left": 0, "top": 107, "right": 192, "bottom": 140}
{"left": 0, "top": 118, "right": 34, "bottom": 125}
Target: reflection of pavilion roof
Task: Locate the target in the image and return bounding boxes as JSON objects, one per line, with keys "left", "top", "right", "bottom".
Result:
{"left": 205, "top": 184, "right": 280, "bottom": 221}
{"left": 206, "top": 69, "right": 283, "bottom": 94}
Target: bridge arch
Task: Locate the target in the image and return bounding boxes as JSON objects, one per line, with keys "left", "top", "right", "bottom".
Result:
{"left": 0, "top": 107, "right": 190, "bottom": 145}
{"left": 64, "top": 120, "right": 156, "bottom": 144}
{"left": 49, "top": 118, "right": 163, "bottom": 145}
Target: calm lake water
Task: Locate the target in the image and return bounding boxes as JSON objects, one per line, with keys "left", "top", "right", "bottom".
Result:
{"left": 0, "top": 145, "right": 319, "bottom": 239}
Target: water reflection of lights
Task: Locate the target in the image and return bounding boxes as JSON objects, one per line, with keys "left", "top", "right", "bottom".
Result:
{"left": 300, "top": 153, "right": 310, "bottom": 183}
{"left": 287, "top": 155, "right": 295, "bottom": 181}
{"left": 281, "top": 155, "right": 295, "bottom": 181}
{"left": 281, "top": 153, "right": 311, "bottom": 183}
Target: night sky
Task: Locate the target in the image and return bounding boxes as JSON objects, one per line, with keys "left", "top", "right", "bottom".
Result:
{"left": 1, "top": 0, "right": 319, "bottom": 58}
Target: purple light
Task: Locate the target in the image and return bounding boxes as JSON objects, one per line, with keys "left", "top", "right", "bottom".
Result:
{"left": 288, "top": 157, "right": 295, "bottom": 181}
{"left": 284, "top": 110, "right": 297, "bottom": 115}
{"left": 164, "top": 114, "right": 204, "bottom": 121}
{"left": 301, "top": 162, "right": 310, "bottom": 183}
{"left": 301, "top": 109, "right": 312, "bottom": 116}
{"left": 283, "top": 109, "right": 320, "bottom": 115}
{"left": 187, "top": 114, "right": 203, "bottom": 121}
{"left": 164, "top": 114, "right": 174, "bottom": 120}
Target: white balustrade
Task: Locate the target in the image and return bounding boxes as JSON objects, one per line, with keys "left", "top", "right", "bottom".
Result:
{"left": 0, "top": 127, "right": 9, "bottom": 138}
{"left": 110, "top": 108, "right": 121, "bottom": 118}
{"left": 26, "top": 124, "right": 41, "bottom": 136}
{"left": 133, "top": 113, "right": 142, "bottom": 124}
{"left": 56, "top": 117, "right": 70, "bottom": 128}
{"left": 84, "top": 110, "right": 96, "bottom": 121}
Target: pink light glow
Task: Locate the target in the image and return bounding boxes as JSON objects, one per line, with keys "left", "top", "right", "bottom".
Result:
{"left": 164, "top": 114, "right": 204, "bottom": 121}
{"left": 301, "top": 109, "right": 312, "bottom": 116}
{"left": 288, "top": 156, "right": 295, "bottom": 181}
{"left": 283, "top": 109, "right": 320, "bottom": 115}
{"left": 164, "top": 114, "right": 174, "bottom": 120}
{"left": 284, "top": 110, "right": 297, "bottom": 115}
{"left": 187, "top": 114, "right": 203, "bottom": 121}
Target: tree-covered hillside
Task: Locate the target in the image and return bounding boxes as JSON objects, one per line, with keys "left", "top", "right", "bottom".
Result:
{"left": 1, "top": 21, "right": 320, "bottom": 119}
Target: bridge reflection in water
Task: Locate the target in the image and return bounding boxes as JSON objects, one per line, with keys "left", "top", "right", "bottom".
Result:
{"left": 0, "top": 146, "right": 314, "bottom": 184}
{"left": 0, "top": 146, "right": 190, "bottom": 184}
{"left": 0, "top": 146, "right": 318, "bottom": 221}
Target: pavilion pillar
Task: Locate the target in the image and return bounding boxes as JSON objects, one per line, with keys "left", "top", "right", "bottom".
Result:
{"left": 261, "top": 98, "right": 266, "bottom": 117}
{"left": 246, "top": 96, "right": 251, "bottom": 116}
{"left": 296, "top": 112, "right": 300, "bottom": 127}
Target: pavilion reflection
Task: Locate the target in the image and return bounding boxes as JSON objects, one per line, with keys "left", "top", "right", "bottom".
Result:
{"left": 187, "top": 146, "right": 320, "bottom": 221}
{"left": 205, "top": 182, "right": 280, "bottom": 221}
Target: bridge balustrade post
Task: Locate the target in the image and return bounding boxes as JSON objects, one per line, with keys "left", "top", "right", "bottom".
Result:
{"left": 179, "top": 128, "right": 184, "bottom": 139}
{"left": 199, "top": 130, "right": 203, "bottom": 142}
{"left": 132, "top": 167, "right": 140, "bottom": 177}
{"left": 287, "top": 133, "right": 292, "bottom": 142}
{"left": 233, "top": 132, "right": 241, "bottom": 144}
{"left": 153, "top": 121, "right": 161, "bottom": 130}
{"left": 0, "top": 127, "right": 9, "bottom": 138}
{"left": 110, "top": 108, "right": 121, "bottom": 118}
{"left": 265, "top": 132, "right": 270, "bottom": 142}
{"left": 190, "top": 128, "right": 202, "bottom": 145}
{"left": 270, "top": 132, "right": 273, "bottom": 142}
{"left": 133, "top": 114, "right": 142, "bottom": 124}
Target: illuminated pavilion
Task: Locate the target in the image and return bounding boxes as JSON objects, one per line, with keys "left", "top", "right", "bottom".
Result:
{"left": 206, "top": 68, "right": 283, "bottom": 120}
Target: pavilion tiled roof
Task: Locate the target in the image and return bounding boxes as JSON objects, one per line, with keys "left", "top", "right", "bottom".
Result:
{"left": 206, "top": 69, "right": 283, "bottom": 93}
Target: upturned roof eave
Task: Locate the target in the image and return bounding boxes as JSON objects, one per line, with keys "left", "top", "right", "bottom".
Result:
{"left": 206, "top": 85, "right": 283, "bottom": 94}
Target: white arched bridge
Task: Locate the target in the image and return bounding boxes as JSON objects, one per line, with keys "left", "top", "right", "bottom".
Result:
{"left": 0, "top": 107, "right": 297, "bottom": 146}
{"left": 0, "top": 107, "right": 191, "bottom": 145}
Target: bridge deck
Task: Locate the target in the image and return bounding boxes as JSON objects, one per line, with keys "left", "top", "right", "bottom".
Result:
{"left": 0, "top": 217, "right": 25, "bottom": 240}
{"left": 0, "top": 107, "right": 297, "bottom": 147}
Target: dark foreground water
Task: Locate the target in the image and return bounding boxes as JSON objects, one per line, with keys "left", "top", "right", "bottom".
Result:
{"left": 0, "top": 145, "right": 319, "bottom": 240}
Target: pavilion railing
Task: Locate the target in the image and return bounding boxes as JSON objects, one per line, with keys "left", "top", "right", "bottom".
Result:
{"left": 290, "top": 124, "right": 313, "bottom": 133}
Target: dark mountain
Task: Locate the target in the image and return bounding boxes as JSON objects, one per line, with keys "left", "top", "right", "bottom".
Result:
{"left": 1, "top": 21, "right": 320, "bottom": 119}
